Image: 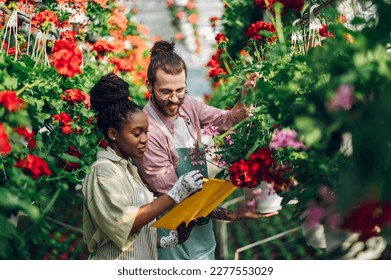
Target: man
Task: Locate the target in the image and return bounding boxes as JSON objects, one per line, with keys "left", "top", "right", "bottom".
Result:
{"left": 133, "top": 40, "right": 274, "bottom": 260}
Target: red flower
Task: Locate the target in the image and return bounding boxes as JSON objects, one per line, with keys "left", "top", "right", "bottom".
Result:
{"left": 253, "top": 0, "right": 303, "bottom": 11}
{"left": 319, "top": 24, "right": 328, "bottom": 37}
{"left": 246, "top": 21, "right": 277, "bottom": 42}
{"left": 15, "top": 127, "right": 36, "bottom": 149}
{"left": 229, "top": 159, "right": 259, "bottom": 188}
{"left": 53, "top": 112, "right": 73, "bottom": 134}
{"left": 215, "top": 33, "right": 229, "bottom": 45}
{"left": 229, "top": 148, "right": 291, "bottom": 191}
{"left": 109, "top": 57, "right": 135, "bottom": 73}
{"left": 145, "top": 91, "right": 151, "bottom": 100}
{"left": 15, "top": 154, "right": 52, "bottom": 179}
{"left": 0, "top": 123, "right": 11, "bottom": 155}
{"left": 61, "top": 89, "right": 87, "bottom": 104}
{"left": 319, "top": 24, "right": 334, "bottom": 38}
{"left": 7, "top": 47, "right": 15, "bottom": 56}
{"left": 342, "top": 201, "right": 391, "bottom": 240}
{"left": 280, "top": 0, "right": 304, "bottom": 11}
{"left": 92, "top": 40, "right": 115, "bottom": 58}
{"left": 0, "top": 90, "right": 23, "bottom": 112}
{"left": 98, "top": 139, "right": 108, "bottom": 149}
{"left": 60, "top": 30, "right": 78, "bottom": 44}
{"left": 253, "top": 0, "right": 275, "bottom": 9}
{"left": 31, "top": 10, "right": 59, "bottom": 29}
{"left": 206, "top": 51, "right": 222, "bottom": 68}
{"left": 57, "top": 146, "right": 82, "bottom": 172}
{"left": 210, "top": 16, "right": 219, "bottom": 27}
{"left": 52, "top": 40, "right": 82, "bottom": 78}
{"left": 208, "top": 67, "right": 226, "bottom": 79}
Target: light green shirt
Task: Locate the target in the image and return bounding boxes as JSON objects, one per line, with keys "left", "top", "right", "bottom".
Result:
{"left": 82, "top": 147, "right": 157, "bottom": 259}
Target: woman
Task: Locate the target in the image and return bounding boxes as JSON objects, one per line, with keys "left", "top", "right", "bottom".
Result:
{"left": 82, "top": 73, "right": 203, "bottom": 260}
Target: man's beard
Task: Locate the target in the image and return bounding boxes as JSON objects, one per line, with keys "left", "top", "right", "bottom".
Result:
{"left": 152, "top": 92, "right": 184, "bottom": 118}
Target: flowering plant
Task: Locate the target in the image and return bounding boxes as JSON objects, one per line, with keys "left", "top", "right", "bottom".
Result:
{"left": 204, "top": 0, "right": 391, "bottom": 258}
{"left": 0, "top": 0, "right": 152, "bottom": 259}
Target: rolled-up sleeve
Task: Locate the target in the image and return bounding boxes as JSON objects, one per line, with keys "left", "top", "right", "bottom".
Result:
{"left": 188, "top": 96, "right": 236, "bottom": 132}
{"left": 86, "top": 161, "right": 139, "bottom": 251}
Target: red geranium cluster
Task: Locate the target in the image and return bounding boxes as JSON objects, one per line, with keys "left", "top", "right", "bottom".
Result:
{"left": 0, "top": 90, "right": 23, "bottom": 112}
{"left": 342, "top": 200, "right": 391, "bottom": 240}
{"left": 92, "top": 40, "right": 115, "bottom": 59}
{"left": 319, "top": 24, "right": 334, "bottom": 38}
{"left": 215, "top": 33, "right": 229, "bottom": 45}
{"left": 208, "top": 67, "right": 227, "bottom": 79}
{"left": 31, "top": 10, "right": 60, "bottom": 29}
{"left": 15, "top": 154, "right": 52, "bottom": 179}
{"left": 0, "top": 123, "right": 11, "bottom": 155}
{"left": 210, "top": 16, "right": 219, "bottom": 28}
{"left": 230, "top": 148, "right": 276, "bottom": 188}
{"left": 60, "top": 30, "right": 79, "bottom": 44}
{"left": 52, "top": 40, "right": 82, "bottom": 78}
{"left": 109, "top": 57, "right": 135, "bottom": 73}
{"left": 206, "top": 49, "right": 223, "bottom": 68}
{"left": 229, "top": 148, "right": 294, "bottom": 191}
{"left": 15, "top": 128, "right": 36, "bottom": 150}
{"left": 61, "top": 89, "right": 88, "bottom": 105}
{"left": 253, "top": 0, "right": 304, "bottom": 11}
{"left": 57, "top": 146, "right": 83, "bottom": 172}
{"left": 53, "top": 112, "right": 73, "bottom": 134}
{"left": 246, "top": 21, "right": 277, "bottom": 42}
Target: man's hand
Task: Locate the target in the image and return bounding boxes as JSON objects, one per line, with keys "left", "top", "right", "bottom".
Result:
{"left": 211, "top": 206, "right": 278, "bottom": 221}
{"left": 242, "top": 72, "right": 260, "bottom": 96}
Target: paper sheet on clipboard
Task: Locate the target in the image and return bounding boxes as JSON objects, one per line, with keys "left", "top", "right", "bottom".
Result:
{"left": 151, "top": 178, "right": 236, "bottom": 230}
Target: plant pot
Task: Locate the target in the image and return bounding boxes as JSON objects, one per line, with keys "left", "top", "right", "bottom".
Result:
{"left": 175, "top": 0, "right": 189, "bottom": 6}
{"left": 244, "top": 181, "right": 283, "bottom": 213}
{"left": 301, "top": 223, "right": 327, "bottom": 249}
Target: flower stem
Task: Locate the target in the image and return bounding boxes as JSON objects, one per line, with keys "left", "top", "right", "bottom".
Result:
{"left": 41, "top": 186, "right": 61, "bottom": 217}
{"left": 16, "top": 79, "right": 42, "bottom": 95}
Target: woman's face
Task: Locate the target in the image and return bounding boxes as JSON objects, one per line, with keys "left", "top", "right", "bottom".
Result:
{"left": 109, "top": 111, "right": 149, "bottom": 159}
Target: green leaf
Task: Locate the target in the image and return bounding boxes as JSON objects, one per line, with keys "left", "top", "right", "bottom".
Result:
{"left": 2, "top": 76, "right": 18, "bottom": 90}
{"left": 295, "top": 117, "right": 322, "bottom": 147}
{"left": 0, "top": 188, "right": 40, "bottom": 221}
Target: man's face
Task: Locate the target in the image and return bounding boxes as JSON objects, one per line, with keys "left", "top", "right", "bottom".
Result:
{"left": 148, "top": 69, "right": 186, "bottom": 119}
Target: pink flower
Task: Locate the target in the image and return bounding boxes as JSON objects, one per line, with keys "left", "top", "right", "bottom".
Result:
{"left": 304, "top": 201, "right": 326, "bottom": 229}
{"left": 270, "top": 128, "right": 304, "bottom": 150}
{"left": 202, "top": 123, "right": 220, "bottom": 137}
{"left": 327, "top": 85, "right": 355, "bottom": 111}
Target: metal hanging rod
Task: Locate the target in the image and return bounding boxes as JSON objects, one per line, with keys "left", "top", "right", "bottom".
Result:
{"left": 296, "top": 0, "right": 336, "bottom": 27}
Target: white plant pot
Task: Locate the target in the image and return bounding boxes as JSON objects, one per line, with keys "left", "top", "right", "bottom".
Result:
{"left": 175, "top": 0, "right": 189, "bottom": 6}
{"left": 244, "top": 181, "right": 283, "bottom": 213}
{"left": 301, "top": 223, "right": 327, "bottom": 249}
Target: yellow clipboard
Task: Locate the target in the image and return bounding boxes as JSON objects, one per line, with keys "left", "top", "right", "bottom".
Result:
{"left": 152, "top": 178, "right": 236, "bottom": 230}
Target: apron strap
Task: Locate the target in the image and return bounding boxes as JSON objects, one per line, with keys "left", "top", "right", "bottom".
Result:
{"left": 146, "top": 103, "right": 181, "bottom": 148}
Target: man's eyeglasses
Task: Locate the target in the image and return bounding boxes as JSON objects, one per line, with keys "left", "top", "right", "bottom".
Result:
{"left": 153, "top": 87, "right": 188, "bottom": 100}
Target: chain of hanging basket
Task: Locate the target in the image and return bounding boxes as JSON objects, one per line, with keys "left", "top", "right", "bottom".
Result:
{"left": 1, "top": 5, "right": 32, "bottom": 23}
{"left": 297, "top": 0, "right": 335, "bottom": 27}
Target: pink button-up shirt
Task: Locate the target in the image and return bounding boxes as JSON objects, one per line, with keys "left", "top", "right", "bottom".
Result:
{"left": 133, "top": 95, "right": 237, "bottom": 195}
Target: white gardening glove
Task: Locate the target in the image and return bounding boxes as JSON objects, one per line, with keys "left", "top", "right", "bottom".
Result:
{"left": 166, "top": 170, "right": 203, "bottom": 203}
{"left": 160, "top": 230, "right": 178, "bottom": 249}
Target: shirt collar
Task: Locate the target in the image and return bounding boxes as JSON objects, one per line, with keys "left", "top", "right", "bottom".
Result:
{"left": 97, "top": 146, "right": 128, "bottom": 165}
